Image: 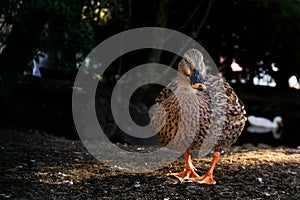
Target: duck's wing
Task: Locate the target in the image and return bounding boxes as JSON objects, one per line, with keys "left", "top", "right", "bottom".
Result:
{"left": 150, "top": 79, "right": 178, "bottom": 139}
{"left": 152, "top": 74, "right": 246, "bottom": 152}
{"left": 154, "top": 78, "right": 178, "bottom": 103}
{"left": 150, "top": 93, "right": 180, "bottom": 148}
{"left": 203, "top": 75, "right": 246, "bottom": 119}
{"left": 202, "top": 75, "right": 246, "bottom": 148}
{"left": 151, "top": 79, "right": 206, "bottom": 151}
{"left": 225, "top": 81, "right": 247, "bottom": 135}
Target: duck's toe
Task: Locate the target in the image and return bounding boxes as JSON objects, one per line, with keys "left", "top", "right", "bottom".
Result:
{"left": 168, "top": 168, "right": 200, "bottom": 183}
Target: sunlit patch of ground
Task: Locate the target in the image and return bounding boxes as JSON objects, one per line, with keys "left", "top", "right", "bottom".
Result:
{"left": 1, "top": 130, "right": 299, "bottom": 199}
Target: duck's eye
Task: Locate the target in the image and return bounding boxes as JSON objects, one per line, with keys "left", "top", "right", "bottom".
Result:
{"left": 191, "top": 65, "right": 195, "bottom": 71}
{"left": 184, "top": 71, "right": 191, "bottom": 77}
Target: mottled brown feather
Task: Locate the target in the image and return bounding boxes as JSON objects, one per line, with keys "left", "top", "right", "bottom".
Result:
{"left": 150, "top": 60, "right": 246, "bottom": 154}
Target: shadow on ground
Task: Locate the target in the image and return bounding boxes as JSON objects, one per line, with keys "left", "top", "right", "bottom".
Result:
{"left": 1, "top": 131, "right": 299, "bottom": 199}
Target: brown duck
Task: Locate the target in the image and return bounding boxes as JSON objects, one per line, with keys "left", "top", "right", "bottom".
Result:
{"left": 150, "top": 49, "right": 246, "bottom": 184}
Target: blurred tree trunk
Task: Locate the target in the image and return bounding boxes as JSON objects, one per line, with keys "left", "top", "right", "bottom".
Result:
{"left": 46, "top": 0, "right": 85, "bottom": 72}
{"left": 47, "top": 21, "right": 60, "bottom": 70}
{"left": 147, "top": 0, "right": 167, "bottom": 64}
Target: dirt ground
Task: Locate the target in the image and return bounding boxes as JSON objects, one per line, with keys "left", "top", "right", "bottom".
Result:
{"left": 0, "top": 130, "right": 299, "bottom": 200}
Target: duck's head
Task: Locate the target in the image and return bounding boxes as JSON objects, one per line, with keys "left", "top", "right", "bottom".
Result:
{"left": 183, "top": 49, "right": 206, "bottom": 76}
{"left": 178, "top": 58, "right": 206, "bottom": 91}
{"left": 274, "top": 116, "right": 283, "bottom": 128}
{"left": 178, "top": 58, "right": 194, "bottom": 83}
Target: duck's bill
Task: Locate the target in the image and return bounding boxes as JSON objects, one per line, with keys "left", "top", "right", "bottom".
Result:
{"left": 190, "top": 67, "right": 201, "bottom": 85}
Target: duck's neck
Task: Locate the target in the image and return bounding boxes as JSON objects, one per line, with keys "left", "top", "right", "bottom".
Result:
{"left": 177, "top": 73, "right": 193, "bottom": 91}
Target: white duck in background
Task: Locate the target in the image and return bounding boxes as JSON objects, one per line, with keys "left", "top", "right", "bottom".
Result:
{"left": 247, "top": 115, "right": 283, "bottom": 128}
{"left": 247, "top": 115, "right": 283, "bottom": 139}
{"left": 32, "top": 51, "right": 49, "bottom": 77}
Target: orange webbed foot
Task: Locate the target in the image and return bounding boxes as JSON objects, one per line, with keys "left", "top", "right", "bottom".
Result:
{"left": 168, "top": 170, "right": 216, "bottom": 184}
{"left": 169, "top": 151, "right": 218, "bottom": 184}
{"left": 168, "top": 168, "right": 200, "bottom": 183}
{"left": 190, "top": 173, "right": 216, "bottom": 184}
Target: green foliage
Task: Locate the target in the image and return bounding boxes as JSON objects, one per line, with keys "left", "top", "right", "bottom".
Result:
{"left": 1, "top": 0, "right": 300, "bottom": 76}
{"left": 82, "top": 0, "right": 124, "bottom": 25}
{"left": 0, "top": 0, "right": 22, "bottom": 45}
{"left": 40, "top": 0, "right": 124, "bottom": 72}
{"left": 0, "top": 0, "right": 124, "bottom": 73}
{"left": 36, "top": 0, "right": 95, "bottom": 71}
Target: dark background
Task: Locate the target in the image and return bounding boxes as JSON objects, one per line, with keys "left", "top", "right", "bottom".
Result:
{"left": 0, "top": 0, "right": 299, "bottom": 148}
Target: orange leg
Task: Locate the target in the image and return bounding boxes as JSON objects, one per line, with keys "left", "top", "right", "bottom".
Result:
{"left": 169, "top": 150, "right": 220, "bottom": 184}
{"left": 193, "top": 150, "right": 220, "bottom": 184}
{"left": 169, "top": 151, "right": 200, "bottom": 182}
